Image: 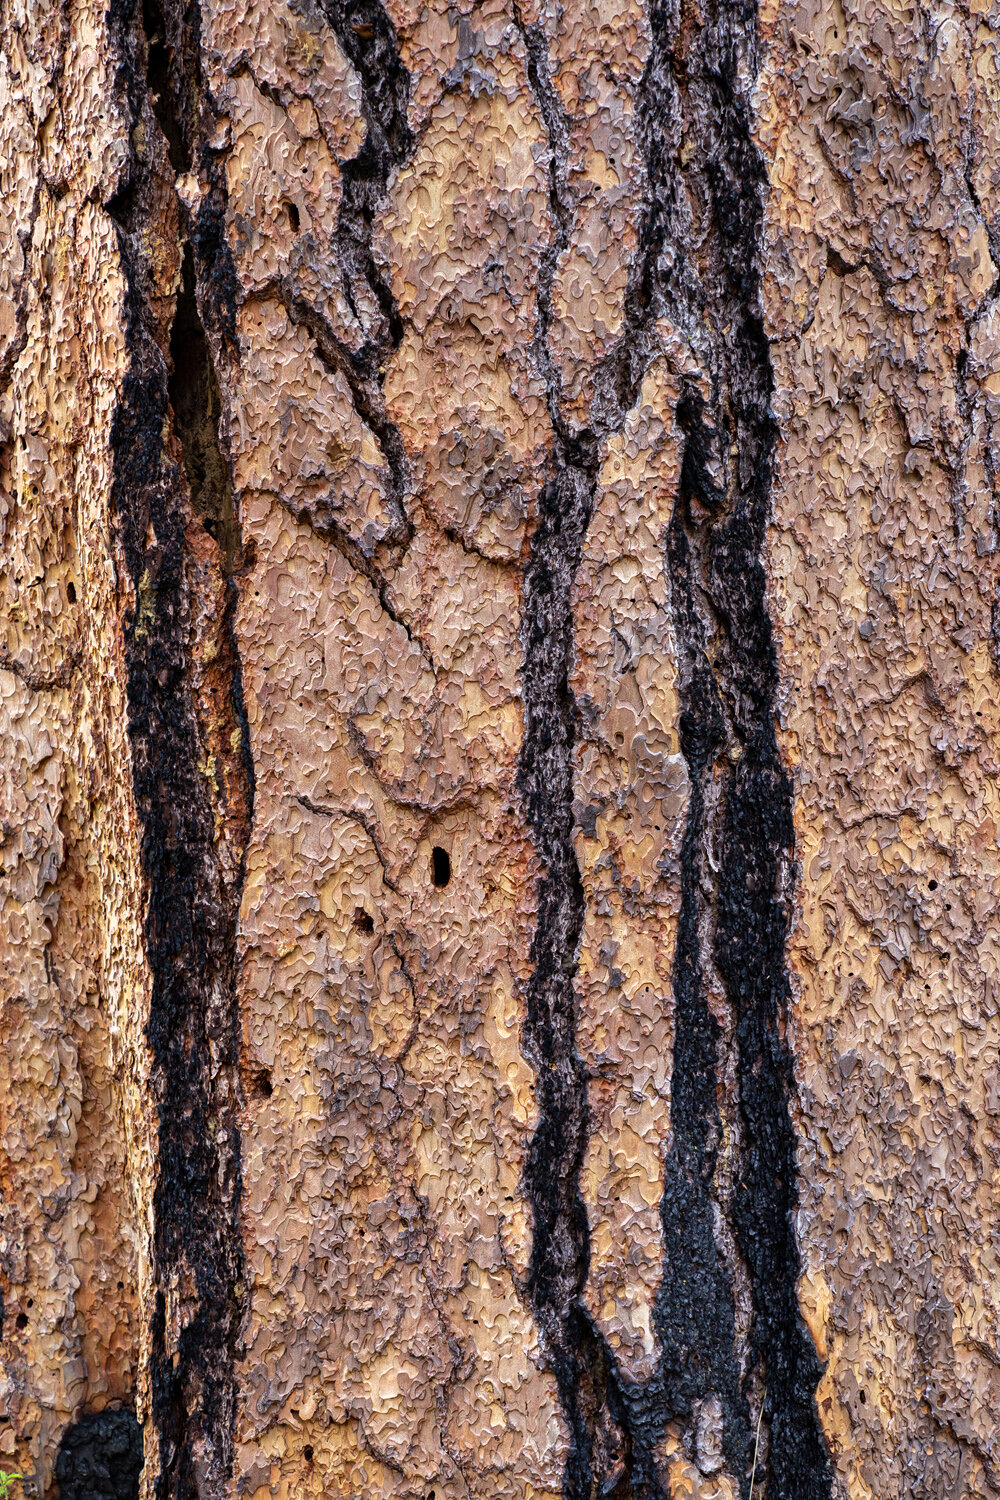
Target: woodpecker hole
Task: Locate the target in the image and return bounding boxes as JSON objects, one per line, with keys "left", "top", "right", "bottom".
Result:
{"left": 432, "top": 846, "right": 451, "bottom": 887}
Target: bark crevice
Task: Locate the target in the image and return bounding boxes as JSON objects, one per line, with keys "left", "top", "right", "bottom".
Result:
{"left": 106, "top": 1, "right": 252, "bottom": 1494}
{"left": 645, "top": 0, "right": 833, "bottom": 1490}
{"left": 309, "top": 0, "right": 415, "bottom": 545}
{"left": 516, "top": 0, "right": 832, "bottom": 1493}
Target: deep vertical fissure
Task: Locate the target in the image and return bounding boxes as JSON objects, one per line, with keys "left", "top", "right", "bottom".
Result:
{"left": 311, "top": 0, "right": 414, "bottom": 531}
{"left": 106, "top": 0, "right": 251, "bottom": 1494}
{"left": 645, "top": 0, "right": 833, "bottom": 1490}
{"left": 262, "top": 0, "right": 419, "bottom": 647}
{"left": 519, "top": 452, "right": 644, "bottom": 1500}
{"left": 517, "top": 0, "right": 831, "bottom": 1492}
{"left": 512, "top": 13, "right": 650, "bottom": 1496}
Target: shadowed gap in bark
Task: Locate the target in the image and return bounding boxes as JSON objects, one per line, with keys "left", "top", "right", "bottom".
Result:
{"left": 105, "top": 1, "right": 252, "bottom": 1495}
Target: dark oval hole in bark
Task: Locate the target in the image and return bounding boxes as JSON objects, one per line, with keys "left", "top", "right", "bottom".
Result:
{"left": 431, "top": 847, "right": 451, "bottom": 887}
{"left": 285, "top": 201, "right": 300, "bottom": 231}
{"left": 67, "top": 581, "right": 76, "bottom": 602}
{"left": 304, "top": 1446, "right": 314, "bottom": 1462}
{"left": 54, "top": 1407, "right": 143, "bottom": 1500}
{"left": 353, "top": 907, "right": 374, "bottom": 934}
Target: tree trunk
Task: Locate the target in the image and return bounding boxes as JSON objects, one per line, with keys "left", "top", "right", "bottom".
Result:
{"left": 2, "top": 0, "right": 998, "bottom": 1496}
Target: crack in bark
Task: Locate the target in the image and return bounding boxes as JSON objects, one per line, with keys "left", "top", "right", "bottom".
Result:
{"left": 267, "top": 277, "right": 410, "bottom": 542}
{"left": 512, "top": 19, "right": 646, "bottom": 1495}
{"left": 242, "top": 280, "right": 434, "bottom": 661}
{"left": 510, "top": 4, "right": 575, "bottom": 440}
{"left": 316, "top": 0, "right": 413, "bottom": 355}
{"left": 244, "top": 0, "right": 425, "bottom": 660}
{"left": 0, "top": 177, "right": 43, "bottom": 417}
{"left": 519, "top": 457, "right": 641, "bottom": 1500}
{"left": 514, "top": 0, "right": 832, "bottom": 1494}
{"left": 646, "top": 0, "right": 832, "bottom": 1492}
{"left": 296, "top": 793, "right": 400, "bottom": 893}
{"left": 106, "top": 1, "right": 252, "bottom": 1494}
{"left": 290, "top": 0, "right": 418, "bottom": 582}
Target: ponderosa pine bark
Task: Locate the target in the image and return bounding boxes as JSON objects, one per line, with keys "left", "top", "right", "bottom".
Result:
{"left": 2, "top": 0, "right": 1000, "bottom": 1497}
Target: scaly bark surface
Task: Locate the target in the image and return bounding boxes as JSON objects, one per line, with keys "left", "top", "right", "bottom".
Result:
{"left": 1, "top": 0, "right": 999, "bottom": 1498}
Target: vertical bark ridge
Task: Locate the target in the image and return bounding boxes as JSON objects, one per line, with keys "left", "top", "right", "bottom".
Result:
{"left": 512, "top": 0, "right": 683, "bottom": 1489}
{"left": 106, "top": 1, "right": 252, "bottom": 1495}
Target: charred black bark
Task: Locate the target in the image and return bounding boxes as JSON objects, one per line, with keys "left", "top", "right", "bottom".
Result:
{"left": 514, "top": 15, "right": 653, "bottom": 1496}
{"left": 518, "top": 0, "right": 831, "bottom": 1494}
{"left": 106, "top": 2, "right": 251, "bottom": 1496}
{"left": 319, "top": 0, "right": 413, "bottom": 355}
{"left": 644, "top": 0, "right": 832, "bottom": 1491}
{"left": 54, "top": 1409, "right": 143, "bottom": 1500}
{"left": 309, "top": 0, "right": 414, "bottom": 529}
{"left": 519, "top": 456, "right": 643, "bottom": 1500}
{"left": 656, "top": 389, "right": 749, "bottom": 1482}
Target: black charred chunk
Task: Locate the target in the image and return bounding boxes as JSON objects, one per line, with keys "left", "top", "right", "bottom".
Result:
{"left": 54, "top": 1409, "right": 143, "bottom": 1500}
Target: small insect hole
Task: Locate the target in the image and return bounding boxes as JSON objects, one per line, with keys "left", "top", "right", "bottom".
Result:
{"left": 432, "top": 846, "right": 451, "bottom": 887}
{"left": 285, "top": 201, "right": 300, "bottom": 231}
{"left": 353, "top": 907, "right": 374, "bottom": 934}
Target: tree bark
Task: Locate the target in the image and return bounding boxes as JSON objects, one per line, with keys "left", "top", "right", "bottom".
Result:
{"left": 1, "top": 0, "right": 999, "bottom": 1497}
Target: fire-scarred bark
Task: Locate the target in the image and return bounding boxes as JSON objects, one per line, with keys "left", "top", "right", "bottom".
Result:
{"left": 3, "top": 0, "right": 1000, "bottom": 1498}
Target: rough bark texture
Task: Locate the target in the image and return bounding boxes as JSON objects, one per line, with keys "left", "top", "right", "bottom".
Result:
{"left": 2, "top": 0, "right": 1000, "bottom": 1497}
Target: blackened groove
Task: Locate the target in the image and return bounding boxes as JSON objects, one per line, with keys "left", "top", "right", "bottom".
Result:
{"left": 106, "top": 1, "right": 251, "bottom": 1496}
{"left": 519, "top": 460, "right": 641, "bottom": 1500}
{"left": 512, "top": 6, "right": 656, "bottom": 1493}
{"left": 313, "top": 0, "right": 414, "bottom": 537}
{"left": 516, "top": 0, "right": 831, "bottom": 1495}
{"left": 644, "top": 0, "right": 833, "bottom": 1491}
{"left": 512, "top": 7, "right": 575, "bottom": 441}
{"left": 55, "top": 1409, "right": 144, "bottom": 1500}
